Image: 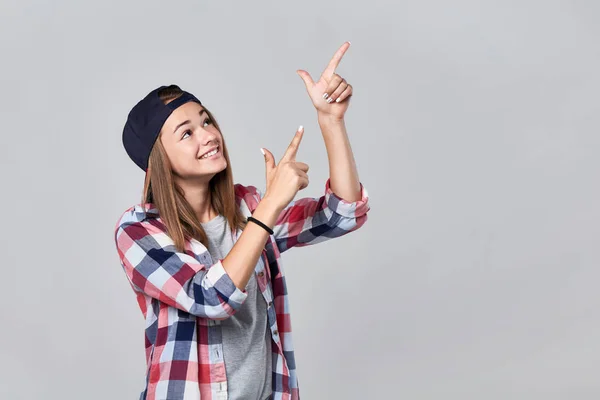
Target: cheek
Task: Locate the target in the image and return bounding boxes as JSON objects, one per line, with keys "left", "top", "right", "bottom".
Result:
{"left": 212, "top": 127, "right": 223, "bottom": 138}
{"left": 216, "top": 133, "right": 225, "bottom": 147}
{"left": 173, "top": 146, "right": 199, "bottom": 167}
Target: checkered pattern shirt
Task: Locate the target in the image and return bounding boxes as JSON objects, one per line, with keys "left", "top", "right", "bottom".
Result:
{"left": 114, "top": 178, "right": 370, "bottom": 399}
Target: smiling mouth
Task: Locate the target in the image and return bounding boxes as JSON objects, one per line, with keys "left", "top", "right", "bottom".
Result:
{"left": 199, "top": 146, "right": 220, "bottom": 160}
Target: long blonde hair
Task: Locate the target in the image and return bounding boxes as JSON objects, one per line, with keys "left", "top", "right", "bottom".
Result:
{"left": 141, "top": 85, "right": 248, "bottom": 253}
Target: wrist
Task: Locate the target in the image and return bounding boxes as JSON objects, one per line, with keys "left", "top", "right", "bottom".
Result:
{"left": 317, "top": 112, "right": 345, "bottom": 126}
{"left": 254, "top": 195, "right": 282, "bottom": 224}
{"left": 247, "top": 216, "right": 273, "bottom": 235}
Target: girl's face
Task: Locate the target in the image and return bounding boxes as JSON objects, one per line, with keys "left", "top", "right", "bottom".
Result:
{"left": 159, "top": 101, "right": 227, "bottom": 182}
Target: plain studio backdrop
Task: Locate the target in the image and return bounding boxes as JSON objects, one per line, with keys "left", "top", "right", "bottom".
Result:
{"left": 1, "top": 0, "right": 599, "bottom": 399}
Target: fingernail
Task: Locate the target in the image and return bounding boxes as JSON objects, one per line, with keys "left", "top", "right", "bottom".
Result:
{"left": 323, "top": 93, "right": 329, "bottom": 99}
{"left": 298, "top": 125, "right": 304, "bottom": 132}
{"left": 327, "top": 98, "right": 333, "bottom": 103}
{"left": 260, "top": 148, "right": 265, "bottom": 155}
{"left": 336, "top": 98, "right": 341, "bottom": 103}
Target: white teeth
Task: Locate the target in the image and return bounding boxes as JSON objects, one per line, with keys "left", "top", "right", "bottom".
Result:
{"left": 200, "top": 148, "right": 218, "bottom": 159}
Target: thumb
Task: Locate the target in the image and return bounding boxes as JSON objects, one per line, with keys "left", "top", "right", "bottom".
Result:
{"left": 261, "top": 147, "right": 276, "bottom": 173}
{"left": 296, "top": 69, "right": 314, "bottom": 89}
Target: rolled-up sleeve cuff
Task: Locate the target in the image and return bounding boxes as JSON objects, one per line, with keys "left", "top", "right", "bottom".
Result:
{"left": 205, "top": 259, "right": 248, "bottom": 308}
{"left": 324, "top": 178, "right": 370, "bottom": 218}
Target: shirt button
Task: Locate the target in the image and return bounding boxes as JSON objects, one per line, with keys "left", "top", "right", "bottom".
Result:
{"left": 258, "top": 271, "right": 264, "bottom": 277}
{"left": 268, "top": 301, "right": 273, "bottom": 307}
{"left": 273, "top": 330, "right": 278, "bottom": 336}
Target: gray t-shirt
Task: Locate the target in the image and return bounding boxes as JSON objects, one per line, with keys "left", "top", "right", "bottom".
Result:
{"left": 200, "top": 214, "right": 272, "bottom": 400}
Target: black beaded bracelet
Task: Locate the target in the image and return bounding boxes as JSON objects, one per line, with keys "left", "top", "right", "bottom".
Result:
{"left": 247, "top": 216, "right": 274, "bottom": 235}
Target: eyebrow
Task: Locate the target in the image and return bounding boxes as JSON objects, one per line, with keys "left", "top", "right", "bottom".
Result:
{"left": 173, "top": 109, "right": 206, "bottom": 135}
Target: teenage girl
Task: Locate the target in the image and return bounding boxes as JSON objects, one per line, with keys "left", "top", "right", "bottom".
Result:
{"left": 114, "top": 41, "right": 370, "bottom": 400}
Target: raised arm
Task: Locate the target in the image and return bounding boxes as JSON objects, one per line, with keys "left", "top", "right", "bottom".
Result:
{"left": 114, "top": 197, "right": 281, "bottom": 320}
{"left": 261, "top": 41, "right": 368, "bottom": 253}
{"left": 296, "top": 41, "right": 361, "bottom": 202}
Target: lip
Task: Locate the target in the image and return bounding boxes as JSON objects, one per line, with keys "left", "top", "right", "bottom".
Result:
{"left": 199, "top": 145, "right": 220, "bottom": 159}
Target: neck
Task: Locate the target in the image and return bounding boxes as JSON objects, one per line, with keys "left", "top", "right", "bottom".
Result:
{"left": 178, "top": 180, "right": 217, "bottom": 223}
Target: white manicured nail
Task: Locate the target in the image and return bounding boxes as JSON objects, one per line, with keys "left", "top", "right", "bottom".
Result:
{"left": 260, "top": 148, "right": 265, "bottom": 155}
{"left": 298, "top": 125, "right": 304, "bottom": 132}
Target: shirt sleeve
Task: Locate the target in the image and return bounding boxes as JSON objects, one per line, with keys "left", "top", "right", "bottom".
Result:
{"left": 114, "top": 220, "right": 248, "bottom": 320}
{"left": 258, "top": 177, "right": 370, "bottom": 253}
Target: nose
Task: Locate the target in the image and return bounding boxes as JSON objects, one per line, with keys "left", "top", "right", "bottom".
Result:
{"left": 196, "top": 128, "right": 218, "bottom": 146}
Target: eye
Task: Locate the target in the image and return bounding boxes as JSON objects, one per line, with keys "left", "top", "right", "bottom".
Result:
{"left": 181, "top": 118, "right": 212, "bottom": 140}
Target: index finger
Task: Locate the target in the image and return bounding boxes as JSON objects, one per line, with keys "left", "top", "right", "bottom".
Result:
{"left": 321, "top": 42, "right": 351, "bottom": 79}
{"left": 281, "top": 126, "right": 304, "bottom": 162}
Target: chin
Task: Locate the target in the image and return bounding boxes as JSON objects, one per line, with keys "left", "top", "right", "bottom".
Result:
{"left": 205, "top": 159, "right": 227, "bottom": 174}
{"left": 216, "top": 161, "right": 227, "bottom": 173}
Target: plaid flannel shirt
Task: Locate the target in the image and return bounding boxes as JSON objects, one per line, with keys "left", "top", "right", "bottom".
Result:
{"left": 114, "top": 178, "right": 370, "bottom": 400}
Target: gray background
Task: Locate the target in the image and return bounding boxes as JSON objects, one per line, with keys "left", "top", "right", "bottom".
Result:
{"left": 1, "top": 0, "right": 599, "bottom": 399}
